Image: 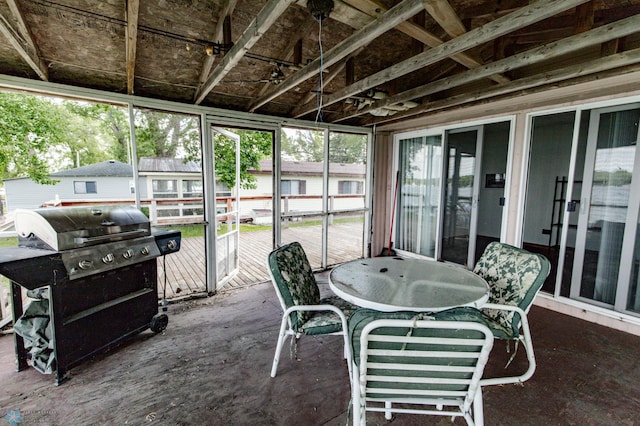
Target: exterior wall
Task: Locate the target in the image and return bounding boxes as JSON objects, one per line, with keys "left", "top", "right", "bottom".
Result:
{"left": 375, "top": 70, "right": 640, "bottom": 335}
{"left": 4, "top": 176, "right": 135, "bottom": 211}
{"left": 241, "top": 172, "right": 366, "bottom": 222}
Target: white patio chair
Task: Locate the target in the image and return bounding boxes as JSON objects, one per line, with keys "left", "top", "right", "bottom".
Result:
{"left": 434, "top": 242, "right": 551, "bottom": 385}
{"left": 348, "top": 309, "right": 494, "bottom": 425}
{"left": 267, "top": 241, "right": 357, "bottom": 377}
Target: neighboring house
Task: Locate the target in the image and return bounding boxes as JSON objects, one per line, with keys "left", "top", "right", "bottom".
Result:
{"left": 137, "top": 157, "right": 204, "bottom": 220}
{"left": 3, "top": 157, "right": 366, "bottom": 225}
{"left": 3, "top": 160, "right": 136, "bottom": 211}
{"left": 246, "top": 159, "right": 366, "bottom": 219}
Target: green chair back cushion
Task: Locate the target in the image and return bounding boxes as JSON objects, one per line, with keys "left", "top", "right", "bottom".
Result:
{"left": 268, "top": 242, "right": 321, "bottom": 330}
{"left": 473, "top": 242, "right": 550, "bottom": 336}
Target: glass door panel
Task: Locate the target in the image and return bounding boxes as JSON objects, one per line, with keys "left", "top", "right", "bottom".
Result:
{"left": 212, "top": 127, "right": 240, "bottom": 289}
{"left": 475, "top": 121, "right": 510, "bottom": 263}
{"left": 327, "top": 132, "right": 367, "bottom": 266}
{"left": 279, "top": 128, "right": 325, "bottom": 268}
{"left": 571, "top": 106, "right": 640, "bottom": 306}
{"left": 441, "top": 129, "right": 481, "bottom": 268}
{"left": 523, "top": 112, "right": 576, "bottom": 295}
{"left": 395, "top": 135, "right": 442, "bottom": 258}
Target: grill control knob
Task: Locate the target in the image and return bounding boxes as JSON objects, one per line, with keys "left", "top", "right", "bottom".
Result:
{"left": 167, "top": 240, "right": 177, "bottom": 250}
{"left": 102, "top": 253, "right": 115, "bottom": 264}
{"left": 122, "top": 249, "right": 134, "bottom": 259}
{"left": 78, "top": 259, "right": 93, "bottom": 270}
{"left": 141, "top": 246, "right": 150, "bottom": 255}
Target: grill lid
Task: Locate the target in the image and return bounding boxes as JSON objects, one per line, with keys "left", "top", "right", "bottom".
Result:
{"left": 15, "top": 205, "right": 151, "bottom": 251}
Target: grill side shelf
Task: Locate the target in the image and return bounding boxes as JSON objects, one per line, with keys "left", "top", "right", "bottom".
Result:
{"left": 0, "top": 247, "right": 64, "bottom": 289}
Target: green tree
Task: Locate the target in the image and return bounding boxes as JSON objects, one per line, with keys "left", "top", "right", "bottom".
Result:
{"left": 281, "top": 129, "right": 323, "bottom": 161}
{"left": 282, "top": 129, "right": 367, "bottom": 164}
{"left": 134, "top": 109, "right": 200, "bottom": 159}
{"left": 329, "top": 132, "right": 367, "bottom": 164}
{"left": 213, "top": 130, "right": 272, "bottom": 190}
{"left": 0, "top": 93, "right": 70, "bottom": 183}
{"left": 65, "top": 102, "right": 130, "bottom": 163}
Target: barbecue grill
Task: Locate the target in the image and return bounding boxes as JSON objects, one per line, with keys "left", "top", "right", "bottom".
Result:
{"left": 0, "top": 204, "right": 181, "bottom": 384}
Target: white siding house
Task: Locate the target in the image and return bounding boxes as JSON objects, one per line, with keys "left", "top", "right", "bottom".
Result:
{"left": 3, "top": 160, "right": 136, "bottom": 211}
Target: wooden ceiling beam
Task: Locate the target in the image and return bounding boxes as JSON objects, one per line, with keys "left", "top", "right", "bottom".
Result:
{"left": 315, "top": 0, "right": 590, "bottom": 115}
{"left": 369, "top": 47, "right": 640, "bottom": 126}
{"left": 422, "top": 0, "right": 466, "bottom": 38}
{"left": 125, "top": 0, "right": 140, "bottom": 95}
{"left": 248, "top": 0, "right": 426, "bottom": 113}
{"left": 194, "top": 0, "right": 294, "bottom": 105}
{"left": 0, "top": 0, "right": 48, "bottom": 80}
{"left": 573, "top": 1, "right": 594, "bottom": 34}
{"left": 345, "top": 0, "right": 509, "bottom": 84}
{"left": 193, "top": 0, "right": 238, "bottom": 102}
{"left": 334, "top": 13, "right": 640, "bottom": 122}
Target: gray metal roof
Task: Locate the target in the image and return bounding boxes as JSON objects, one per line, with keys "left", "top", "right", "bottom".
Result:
{"left": 138, "top": 158, "right": 201, "bottom": 173}
{"left": 51, "top": 160, "right": 133, "bottom": 177}
{"left": 255, "top": 159, "right": 365, "bottom": 176}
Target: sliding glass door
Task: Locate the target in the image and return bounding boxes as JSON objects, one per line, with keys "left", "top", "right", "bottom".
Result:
{"left": 394, "top": 122, "right": 509, "bottom": 266}
{"left": 570, "top": 105, "right": 640, "bottom": 312}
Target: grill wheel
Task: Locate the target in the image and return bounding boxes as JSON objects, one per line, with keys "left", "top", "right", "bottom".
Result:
{"left": 150, "top": 313, "right": 169, "bottom": 333}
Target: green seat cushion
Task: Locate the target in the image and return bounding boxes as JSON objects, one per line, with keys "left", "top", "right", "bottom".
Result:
{"left": 299, "top": 295, "right": 359, "bottom": 335}
{"left": 432, "top": 306, "right": 514, "bottom": 340}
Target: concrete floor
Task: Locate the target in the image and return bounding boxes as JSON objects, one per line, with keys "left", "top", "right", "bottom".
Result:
{"left": 1, "top": 281, "right": 640, "bottom": 425}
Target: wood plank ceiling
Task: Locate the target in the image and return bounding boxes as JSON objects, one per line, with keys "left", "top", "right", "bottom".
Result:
{"left": 1, "top": 0, "right": 640, "bottom": 127}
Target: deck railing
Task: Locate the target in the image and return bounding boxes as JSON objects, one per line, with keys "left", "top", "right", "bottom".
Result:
{"left": 38, "top": 194, "right": 366, "bottom": 226}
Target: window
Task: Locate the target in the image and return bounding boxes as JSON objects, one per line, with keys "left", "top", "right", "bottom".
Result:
{"left": 74, "top": 181, "right": 97, "bottom": 194}
{"left": 152, "top": 179, "right": 178, "bottom": 198}
{"left": 182, "top": 179, "right": 203, "bottom": 197}
{"left": 281, "top": 179, "right": 306, "bottom": 195}
{"left": 338, "top": 180, "right": 363, "bottom": 194}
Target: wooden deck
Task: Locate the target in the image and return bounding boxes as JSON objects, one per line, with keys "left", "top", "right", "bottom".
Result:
{"left": 157, "top": 221, "right": 365, "bottom": 300}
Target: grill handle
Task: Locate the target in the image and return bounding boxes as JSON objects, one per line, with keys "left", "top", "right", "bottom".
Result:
{"left": 73, "top": 229, "right": 148, "bottom": 245}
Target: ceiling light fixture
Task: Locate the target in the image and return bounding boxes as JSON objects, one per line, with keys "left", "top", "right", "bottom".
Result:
{"left": 307, "top": 0, "right": 334, "bottom": 22}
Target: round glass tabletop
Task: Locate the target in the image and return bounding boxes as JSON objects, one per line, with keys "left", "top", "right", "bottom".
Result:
{"left": 329, "top": 257, "right": 489, "bottom": 312}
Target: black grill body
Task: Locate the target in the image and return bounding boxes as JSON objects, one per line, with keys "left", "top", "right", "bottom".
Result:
{"left": 0, "top": 205, "right": 180, "bottom": 385}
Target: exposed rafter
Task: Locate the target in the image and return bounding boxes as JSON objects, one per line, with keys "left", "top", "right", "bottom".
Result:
{"left": 125, "top": 0, "right": 140, "bottom": 95}
{"left": 249, "top": 0, "right": 427, "bottom": 112}
{"left": 194, "top": 0, "right": 295, "bottom": 105}
{"left": 310, "top": 0, "right": 590, "bottom": 116}
{"left": 344, "top": 0, "right": 509, "bottom": 84}
{"left": 0, "top": 0, "right": 48, "bottom": 80}
{"left": 193, "top": 0, "right": 238, "bottom": 102}
{"left": 422, "top": 0, "right": 466, "bottom": 37}
{"left": 369, "top": 48, "right": 640, "bottom": 126}
{"left": 334, "top": 13, "right": 640, "bottom": 122}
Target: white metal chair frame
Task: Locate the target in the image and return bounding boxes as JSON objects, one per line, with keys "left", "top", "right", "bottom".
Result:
{"left": 270, "top": 293, "right": 351, "bottom": 378}
{"left": 479, "top": 302, "right": 536, "bottom": 386}
{"left": 351, "top": 318, "right": 494, "bottom": 426}
{"left": 266, "top": 243, "right": 352, "bottom": 378}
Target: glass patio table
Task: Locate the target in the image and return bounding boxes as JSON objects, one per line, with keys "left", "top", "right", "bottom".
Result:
{"left": 329, "top": 257, "right": 489, "bottom": 312}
